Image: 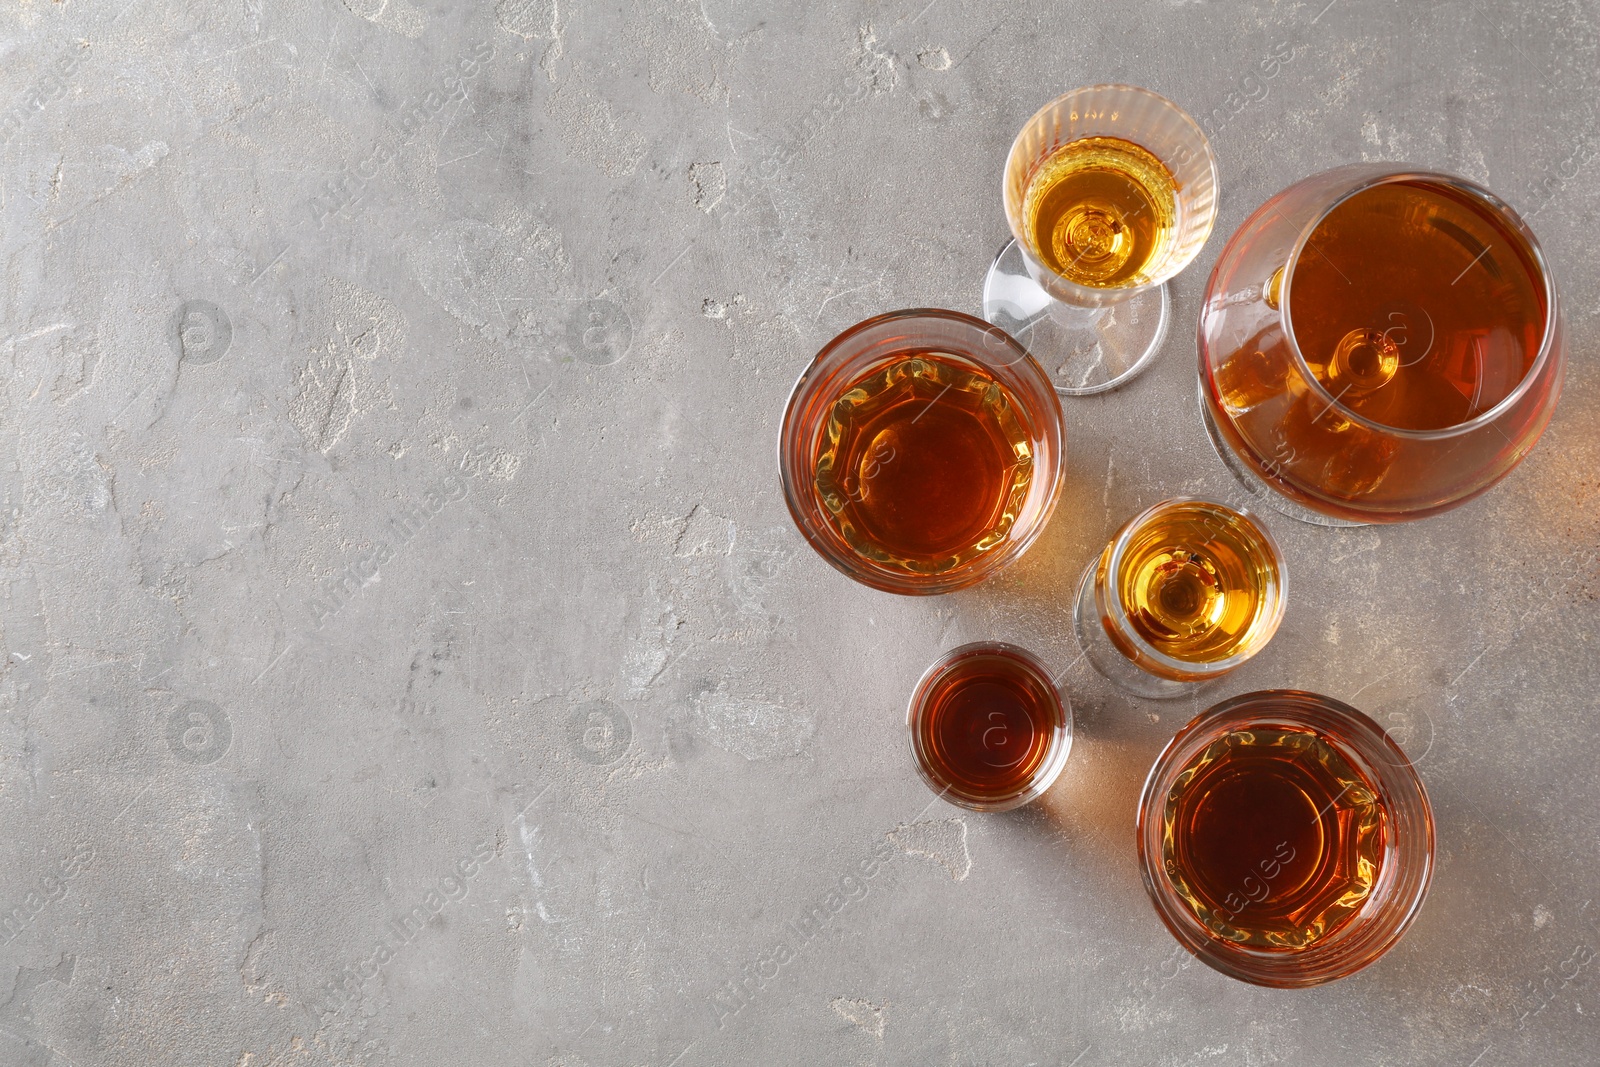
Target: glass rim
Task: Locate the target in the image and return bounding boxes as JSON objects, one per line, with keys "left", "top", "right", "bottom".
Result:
{"left": 1003, "top": 83, "right": 1221, "bottom": 299}
{"left": 905, "top": 640, "right": 1072, "bottom": 812}
{"left": 1279, "top": 166, "right": 1561, "bottom": 441}
{"left": 1136, "top": 689, "right": 1435, "bottom": 987}
{"left": 1096, "top": 496, "right": 1287, "bottom": 680}
{"left": 775, "top": 308, "right": 1065, "bottom": 596}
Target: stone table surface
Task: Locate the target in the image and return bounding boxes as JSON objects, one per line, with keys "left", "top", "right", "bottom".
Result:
{"left": 0, "top": 0, "right": 1597, "bottom": 1063}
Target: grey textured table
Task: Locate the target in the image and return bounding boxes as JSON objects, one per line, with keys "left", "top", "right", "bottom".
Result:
{"left": 0, "top": 0, "right": 1596, "bottom": 1064}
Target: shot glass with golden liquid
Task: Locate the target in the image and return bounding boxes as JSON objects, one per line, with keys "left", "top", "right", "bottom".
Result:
{"left": 1137, "top": 690, "right": 1435, "bottom": 987}
{"left": 984, "top": 85, "right": 1219, "bottom": 395}
{"left": 779, "top": 309, "right": 1065, "bottom": 595}
{"left": 1073, "top": 498, "right": 1285, "bottom": 698}
{"left": 906, "top": 642, "right": 1072, "bottom": 811}
{"left": 1199, "top": 165, "right": 1565, "bottom": 525}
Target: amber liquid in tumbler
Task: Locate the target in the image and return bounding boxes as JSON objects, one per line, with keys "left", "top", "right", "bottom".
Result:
{"left": 812, "top": 354, "right": 1034, "bottom": 574}
{"left": 1023, "top": 136, "right": 1178, "bottom": 287}
{"left": 916, "top": 654, "right": 1058, "bottom": 803}
{"left": 1109, "top": 504, "right": 1278, "bottom": 664}
{"left": 1217, "top": 180, "right": 1546, "bottom": 500}
{"left": 1160, "top": 729, "right": 1387, "bottom": 949}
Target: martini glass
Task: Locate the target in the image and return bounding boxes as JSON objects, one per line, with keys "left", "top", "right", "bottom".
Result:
{"left": 983, "top": 84, "right": 1219, "bottom": 395}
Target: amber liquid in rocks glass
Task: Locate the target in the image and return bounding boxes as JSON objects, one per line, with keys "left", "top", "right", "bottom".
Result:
{"left": 1161, "top": 728, "right": 1386, "bottom": 949}
{"left": 1023, "top": 136, "right": 1180, "bottom": 288}
{"left": 813, "top": 354, "right": 1034, "bottom": 573}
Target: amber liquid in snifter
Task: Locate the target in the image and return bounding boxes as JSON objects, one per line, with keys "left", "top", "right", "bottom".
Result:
{"left": 1023, "top": 136, "right": 1179, "bottom": 288}
{"left": 1092, "top": 500, "right": 1282, "bottom": 683}
{"left": 1215, "top": 178, "right": 1547, "bottom": 502}
{"left": 813, "top": 353, "right": 1034, "bottom": 573}
{"left": 1110, "top": 506, "right": 1276, "bottom": 663}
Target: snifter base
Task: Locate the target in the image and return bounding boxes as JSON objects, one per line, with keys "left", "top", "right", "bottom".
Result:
{"left": 1072, "top": 565, "right": 1208, "bottom": 700}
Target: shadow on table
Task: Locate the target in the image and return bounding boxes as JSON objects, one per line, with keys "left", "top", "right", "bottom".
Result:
{"left": 1024, "top": 685, "right": 1167, "bottom": 904}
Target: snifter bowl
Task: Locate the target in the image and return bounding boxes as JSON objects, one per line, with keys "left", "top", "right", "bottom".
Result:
{"left": 1198, "top": 165, "right": 1564, "bottom": 525}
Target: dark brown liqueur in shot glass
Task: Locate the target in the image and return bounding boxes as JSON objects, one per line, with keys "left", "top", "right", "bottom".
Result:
{"left": 907, "top": 643, "right": 1072, "bottom": 812}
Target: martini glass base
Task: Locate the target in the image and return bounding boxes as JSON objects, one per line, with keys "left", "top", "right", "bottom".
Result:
{"left": 982, "top": 239, "right": 1169, "bottom": 396}
{"left": 1195, "top": 385, "right": 1369, "bottom": 529}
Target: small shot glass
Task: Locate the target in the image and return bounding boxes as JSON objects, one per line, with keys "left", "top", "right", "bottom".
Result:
{"left": 907, "top": 642, "right": 1073, "bottom": 812}
{"left": 1072, "top": 498, "right": 1286, "bottom": 699}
